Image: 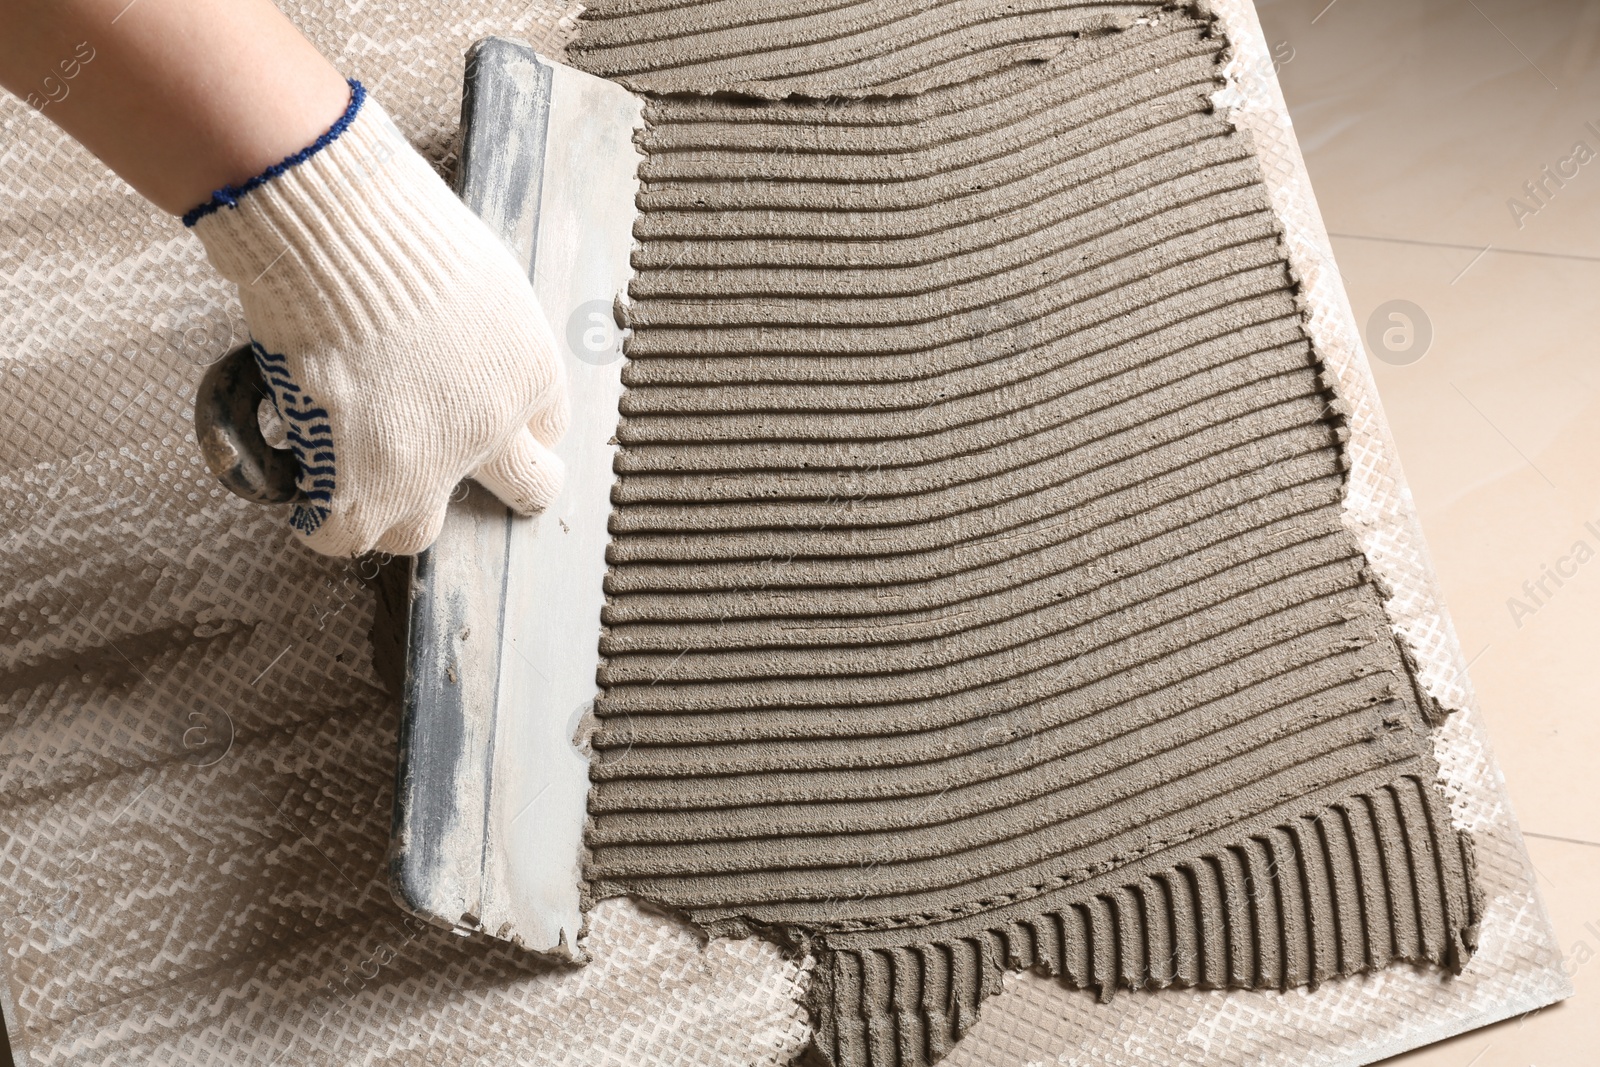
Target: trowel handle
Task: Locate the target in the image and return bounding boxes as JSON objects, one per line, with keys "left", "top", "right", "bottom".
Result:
{"left": 194, "top": 343, "right": 309, "bottom": 506}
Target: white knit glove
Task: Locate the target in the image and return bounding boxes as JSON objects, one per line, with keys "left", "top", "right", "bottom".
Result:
{"left": 187, "top": 81, "right": 568, "bottom": 557}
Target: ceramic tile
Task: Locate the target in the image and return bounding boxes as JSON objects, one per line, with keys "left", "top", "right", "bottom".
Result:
{"left": 1259, "top": 0, "right": 1600, "bottom": 257}
{"left": 1374, "top": 837, "right": 1600, "bottom": 1065}
{"left": 1259, "top": 2, "right": 1600, "bottom": 1061}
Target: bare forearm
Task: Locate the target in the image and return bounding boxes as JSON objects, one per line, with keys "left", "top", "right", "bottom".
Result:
{"left": 0, "top": 0, "right": 349, "bottom": 215}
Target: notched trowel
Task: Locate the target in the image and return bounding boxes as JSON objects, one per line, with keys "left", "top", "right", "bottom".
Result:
{"left": 387, "top": 40, "right": 641, "bottom": 958}
{"left": 193, "top": 38, "right": 643, "bottom": 959}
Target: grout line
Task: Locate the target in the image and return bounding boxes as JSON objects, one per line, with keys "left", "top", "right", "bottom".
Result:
{"left": 1329, "top": 232, "right": 1600, "bottom": 264}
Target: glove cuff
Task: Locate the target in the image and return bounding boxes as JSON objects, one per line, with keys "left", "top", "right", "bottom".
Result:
{"left": 185, "top": 82, "right": 486, "bottom": 347}
{"left": 181, "top": 78, "right": 368, "bottom": 228}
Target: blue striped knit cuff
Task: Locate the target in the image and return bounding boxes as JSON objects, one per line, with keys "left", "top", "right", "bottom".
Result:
{"left": 181, "top": 79, "right": 367, "bottom": 228}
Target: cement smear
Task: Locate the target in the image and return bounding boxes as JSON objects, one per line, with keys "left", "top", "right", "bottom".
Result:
{"left": 574, "top": 6, "right": 1479, "bottom": 1066}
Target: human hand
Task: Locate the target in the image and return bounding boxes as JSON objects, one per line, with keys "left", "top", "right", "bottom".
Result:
{"left": 187, "top": 83, "right": 568, "bottom": 557}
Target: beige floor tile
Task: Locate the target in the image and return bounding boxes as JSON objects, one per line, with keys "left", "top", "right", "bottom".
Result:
{"left": 1329, "top": 240, "right": 1600, "bottom": 843}
{"left": 1375, "top": 837, "right": 1600, "bottom": 1065}
{"left": 1259, "top": 1, "right": 1600, "bottom": 1061}
{"left": 1260, "top": 0, "right": 1600, "bottom": 256}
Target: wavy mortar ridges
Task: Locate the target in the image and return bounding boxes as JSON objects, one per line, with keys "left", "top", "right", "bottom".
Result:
{"left": 572, "top": 5, "right": 1481, "bottom": 1066}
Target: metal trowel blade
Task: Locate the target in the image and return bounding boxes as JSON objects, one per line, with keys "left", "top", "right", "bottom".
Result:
{"left": 386, "top": 38, "right": 641, "bottom": 959}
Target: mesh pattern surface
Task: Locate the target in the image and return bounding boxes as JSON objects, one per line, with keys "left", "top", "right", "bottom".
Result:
{"left": 0, "top": 1, "right": 1565, "bottom": 1066}
{"left": 0, "top": 5, "right": 816, "bottom": 1065}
